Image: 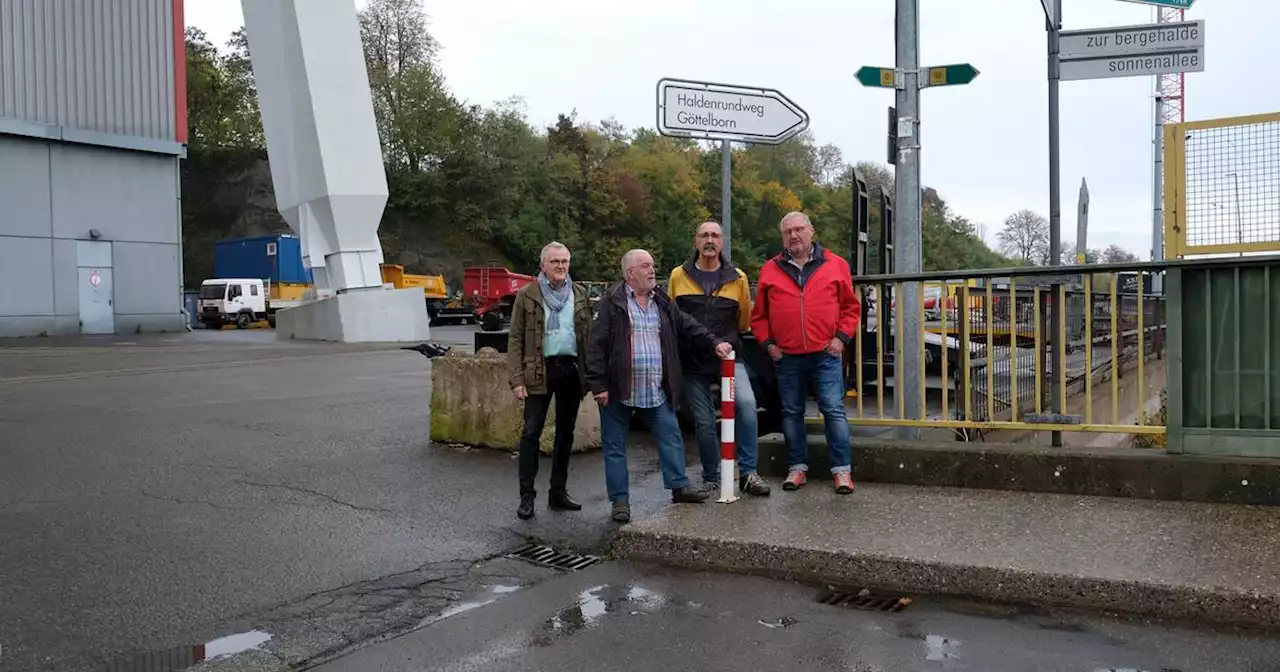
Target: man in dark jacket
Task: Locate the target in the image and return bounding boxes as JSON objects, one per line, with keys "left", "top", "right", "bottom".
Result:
{"left": 506, "top": 242, "right": 593, "bottom": 520}
{"left": 586, "top": 249, "right": 734, "bottom": 523}
{"left": 667, "top": 221, "right": 770, "bottom": 497}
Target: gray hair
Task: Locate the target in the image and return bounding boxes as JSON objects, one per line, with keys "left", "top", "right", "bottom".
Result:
{"left": 620, "top": 249, "right": 649, "bottom": 276}
{"left": 779, "top": 211, "right": 812, "bottom": 230}
{"left": 540, "top": 241, "right": 570, "bottom": 263}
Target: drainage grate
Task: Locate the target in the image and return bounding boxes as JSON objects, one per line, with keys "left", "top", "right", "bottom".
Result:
{"left": 507, "top": 542, "right": 601, "bottom": 571}
{"left": 816, "top": 587, "right": 913, "bottom": 612}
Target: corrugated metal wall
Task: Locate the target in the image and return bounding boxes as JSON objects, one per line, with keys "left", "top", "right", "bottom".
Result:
{"left": 0, "top": 0, "right": 177, "bottom": 142}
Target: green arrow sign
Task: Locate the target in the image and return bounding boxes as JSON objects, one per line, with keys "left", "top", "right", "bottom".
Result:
{"left": 1115, "top": 0, "right": 1194, "bottom": 9}
{"left": 855, "top": 66, "right": 896, "bottom": 88}
{"left": 924, "top": 63, "right": 979, "bottom": 87}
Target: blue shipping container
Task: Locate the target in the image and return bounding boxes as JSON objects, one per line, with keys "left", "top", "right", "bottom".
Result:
{"left": 213, "top": 234, "right": 313, "bottom": 284}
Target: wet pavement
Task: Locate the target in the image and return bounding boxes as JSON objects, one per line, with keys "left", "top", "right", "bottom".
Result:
{"left": 7, "top": 329, "right": 1280, "bottom": 672}
{"left": 615, "top": 479, "right": 1280, "bottom": 628}
{"left": 0, "top": 330, "right": 672, "bottom": 672}
{"left": 313, "top": 561, "right": 1280, "bottom": 671}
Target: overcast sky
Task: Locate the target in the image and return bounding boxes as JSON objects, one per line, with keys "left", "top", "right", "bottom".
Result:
{"left": 186, "top": 0, "right": 1278, "bottom": 258}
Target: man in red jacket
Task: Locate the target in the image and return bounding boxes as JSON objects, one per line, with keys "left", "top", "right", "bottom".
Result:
{"left": 750, "top": 211, "right": 861, "bottom": 495}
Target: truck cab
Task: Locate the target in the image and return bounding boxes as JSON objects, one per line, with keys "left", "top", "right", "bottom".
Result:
{"left": 197, "top": 278, "right": 268, "bottom": 329}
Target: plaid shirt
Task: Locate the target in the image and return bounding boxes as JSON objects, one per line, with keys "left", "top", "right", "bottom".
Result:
{"left": 623, "top": 286, "right": 665, "bottom": 408}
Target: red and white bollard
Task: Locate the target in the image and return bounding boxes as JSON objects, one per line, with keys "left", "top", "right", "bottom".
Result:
{"left": 717, "top": 351, "right": 739, "bottom": 503}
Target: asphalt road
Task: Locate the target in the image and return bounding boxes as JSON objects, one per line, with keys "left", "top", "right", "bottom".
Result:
{"left": 317, "top": 562, "right": 1280, "bottom": 672}
{"left": 0, "top": 329, "right": 673, "bottom": 672}
{"left": 5, "top": 328, "right": 1278, "bottom": 672}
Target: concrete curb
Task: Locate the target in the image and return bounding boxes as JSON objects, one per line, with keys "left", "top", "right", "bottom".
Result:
{"left": 757, "top": 437, "right": 1280, "bottom": 506}
{"left": 614, "top": 527, "right": 1280, "bottom": 629}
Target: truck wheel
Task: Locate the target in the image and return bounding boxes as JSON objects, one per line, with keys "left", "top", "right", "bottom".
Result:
{"left": 236, "top": 312, "right": 252, "bottom": 329}
{"left": 480, "top": 311, "right": 502, "bottom": 332}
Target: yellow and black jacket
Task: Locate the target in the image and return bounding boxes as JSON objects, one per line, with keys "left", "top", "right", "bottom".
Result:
{"left": 667, "top": 252, "right": 752, "bottom": 376}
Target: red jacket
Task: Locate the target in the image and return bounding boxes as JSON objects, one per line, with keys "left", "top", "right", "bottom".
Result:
{"left": 750, "top": 244, "right": 861, "bottom": 355}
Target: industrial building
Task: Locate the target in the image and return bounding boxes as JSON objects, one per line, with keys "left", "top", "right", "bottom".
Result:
{"left": 0, "top": 0, "right": 187, "bottom": 337}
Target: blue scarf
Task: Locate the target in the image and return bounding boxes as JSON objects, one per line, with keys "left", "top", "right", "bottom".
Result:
{"left": 538, "top": 272, "right": 572, "bottom": 330}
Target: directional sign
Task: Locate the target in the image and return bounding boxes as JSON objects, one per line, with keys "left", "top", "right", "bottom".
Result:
{"left": 1060, "top": 47, "right": 1203, "bottom": 81}
{"left": 656, "top": 78, "right": 808, "bottom": 145}
{"left": 856, "top": 66, "right": 897, "bottom": 88}
{"left": 923, "top": 63, "right": 980, "bottom": 87}
{"left": 1114, "top": 0, "right": 1194, "bottom": 9}
{"left": 1060, "top": 20, "right": 1203, "bottom": 59}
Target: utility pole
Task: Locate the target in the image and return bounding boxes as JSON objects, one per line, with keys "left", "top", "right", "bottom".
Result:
{"left": 894, "top": 0, "right": 923, "bottom": 439}
{"left": 722, "top": 139, "right": 732, "bottom": 263}
{"left": 1047, "top": 0, "right": 1064, "bottom": 448}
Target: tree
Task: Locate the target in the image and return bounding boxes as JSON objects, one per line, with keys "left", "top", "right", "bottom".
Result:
{"left": 179, "top": 4, "right": 1015, "bottom": 289}
{"left": 997, "top": 209, "right": 1050, "bottom": 265}
{"left": 1100, "top": 244, "right": 1140, "bottom": 263}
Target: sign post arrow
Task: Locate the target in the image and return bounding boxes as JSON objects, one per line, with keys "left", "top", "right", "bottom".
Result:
{"left": 655, "top": 78, "right": 809, "bottom": 145}
{"left": 922, "top": 63, "right": 980, "bottom": 88}
{"left": 855, "top": 66, "right": 897, "bottom": 88}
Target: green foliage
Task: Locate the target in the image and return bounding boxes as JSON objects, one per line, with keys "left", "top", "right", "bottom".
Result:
{"left": 181, "top": 3, "right": 1012, "bottom": 287}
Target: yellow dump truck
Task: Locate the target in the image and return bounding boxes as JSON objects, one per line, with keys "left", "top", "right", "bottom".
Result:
{"left": 379, "top": 264, "right": 476, "bottom": 325}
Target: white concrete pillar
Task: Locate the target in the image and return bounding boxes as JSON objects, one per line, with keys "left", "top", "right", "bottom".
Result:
{"left": 240, "top": 0, "right": 388, "bottom": 293}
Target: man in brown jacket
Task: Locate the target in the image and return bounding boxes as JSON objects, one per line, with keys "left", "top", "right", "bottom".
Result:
{"left": 507, "top": 242, "right": 593, "bottom": 520}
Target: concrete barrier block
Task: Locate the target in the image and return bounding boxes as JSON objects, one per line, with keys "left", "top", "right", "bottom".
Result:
{"left": 429, "top": 348, "right": 600, "bottom": 453}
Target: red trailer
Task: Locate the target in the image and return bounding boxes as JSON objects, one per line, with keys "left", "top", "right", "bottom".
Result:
{"left": 464, "top": 266, "right": 535, "bottom": 331}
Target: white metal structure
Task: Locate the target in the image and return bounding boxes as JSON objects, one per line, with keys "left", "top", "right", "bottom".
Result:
{"left": 238, "top": 0, "right": 430, "bottom": 342}
{"left": 240, "top": 0, "right": 389, "bottom": 295}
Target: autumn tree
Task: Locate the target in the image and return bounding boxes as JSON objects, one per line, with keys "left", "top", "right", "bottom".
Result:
{"left": 179, "top": 1, "right": 1014, "bottom": 288}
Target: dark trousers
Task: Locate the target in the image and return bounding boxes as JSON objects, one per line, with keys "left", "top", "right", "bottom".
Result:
{"left": 518, "top": 356, "right": 583, "bottom": 496}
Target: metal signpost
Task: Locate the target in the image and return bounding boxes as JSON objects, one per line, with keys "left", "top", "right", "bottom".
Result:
{"left": 857, "top": 1, "right": 980, "bottom": 439}
{"left": 1039, "top": 0, "right": 1205, "bottom": 445}
{"left": 656, "top": 78, "right": 810, "bottom": 262}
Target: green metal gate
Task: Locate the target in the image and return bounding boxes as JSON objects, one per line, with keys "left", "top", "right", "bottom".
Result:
{"left": 1166, "top": 257, "right": 1280, "bottom": 455}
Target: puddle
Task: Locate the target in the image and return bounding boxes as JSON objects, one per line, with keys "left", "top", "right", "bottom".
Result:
{"left": 925, "top": 634, "right": 961, "bottom": 663}
{"left": 203, "top": 630, "right": 271, "bottom": 658}
{"left": 103, "top": 630, "right": 272, "bottom": 671}
{"left": 533, "top": 583, "right": 668, "bottom": 646}
{"left": 423, "top": 584, "right": 522, "bottom": 625}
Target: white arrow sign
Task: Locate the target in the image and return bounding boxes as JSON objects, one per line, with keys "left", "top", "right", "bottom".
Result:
{"left": 1060, "top": 20, "right": 1204, "bottom": 59}
{"left": 657, "top": 78, "right": 809, "bottom": 145}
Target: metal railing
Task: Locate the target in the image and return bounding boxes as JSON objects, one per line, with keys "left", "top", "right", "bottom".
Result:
{"left": 1164, "top": 111, "right": 1280, "bottom": 258}
{"left": 844, "top": 262, "right": 1168, "bottom": 438}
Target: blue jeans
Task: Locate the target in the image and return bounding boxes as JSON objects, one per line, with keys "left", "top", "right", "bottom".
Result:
{"left": 682, "top": 361, "right": 758, "bottom": 482}
{"left": 599, "top": 400, "right": 691, "bottom": 501}
{"left": 776, "top": 352, "right": 852, "bottom": 474}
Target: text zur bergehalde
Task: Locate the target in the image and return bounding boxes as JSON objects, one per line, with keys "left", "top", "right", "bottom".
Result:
{"left": 673, "top": 93, "right": 764, "bottom": 129}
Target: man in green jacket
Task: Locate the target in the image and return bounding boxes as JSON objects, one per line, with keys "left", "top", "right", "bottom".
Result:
{"left": 506, "top": 241, "right": 593, "bottom": 520}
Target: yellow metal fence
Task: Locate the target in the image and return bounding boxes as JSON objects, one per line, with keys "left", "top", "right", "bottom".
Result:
{"left": 844, "top": 265, "right": 1167, "bottom": 437}
{"left": 1164, "top": 111, "right": 1280, "bottom": 258}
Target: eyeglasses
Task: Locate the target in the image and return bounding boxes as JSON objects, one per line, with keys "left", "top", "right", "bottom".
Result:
{"left": 545, "top": 259, "right": 570, "bottom": 266}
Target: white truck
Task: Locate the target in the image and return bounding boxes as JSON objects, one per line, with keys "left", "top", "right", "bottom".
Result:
{"left": 197, "top": 278, "right": 301, "bottom": 329}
